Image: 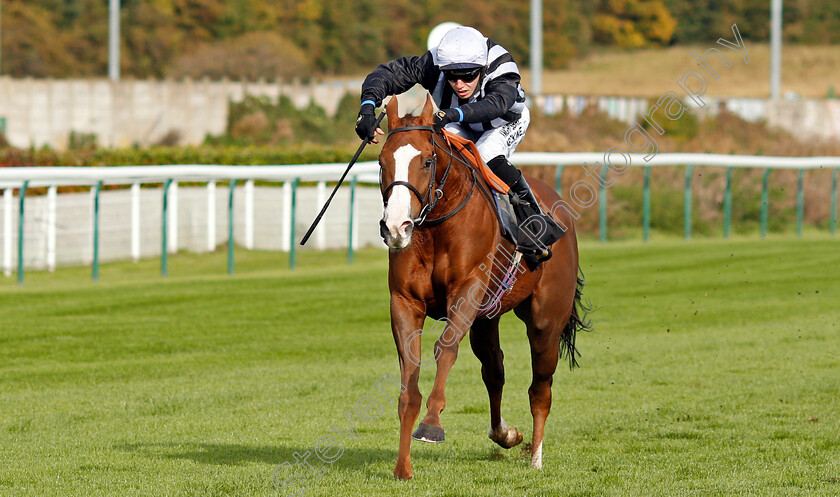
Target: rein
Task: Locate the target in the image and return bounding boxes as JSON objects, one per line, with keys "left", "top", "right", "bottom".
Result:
{"left": 383, "top": 126, "right": 479, "bottom": 226}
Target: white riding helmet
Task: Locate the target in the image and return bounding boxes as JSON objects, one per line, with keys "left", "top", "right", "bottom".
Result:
{"left": 434, "top": 26, "right": 488, "bottom": 70}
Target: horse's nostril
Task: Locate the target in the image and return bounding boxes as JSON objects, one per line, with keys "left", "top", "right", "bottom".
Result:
{"left": 401, "top": 220, "right": 414, "bottom": 235}
{"left": 380, "top": 219, "right": 389, "bottom": 240}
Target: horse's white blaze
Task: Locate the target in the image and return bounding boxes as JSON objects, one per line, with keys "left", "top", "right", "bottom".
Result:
{"left": 530, "top": 441, "right": 543, "bottom": 469}
{"left": 383, "top": 144, "right": 420, "bottom": 247}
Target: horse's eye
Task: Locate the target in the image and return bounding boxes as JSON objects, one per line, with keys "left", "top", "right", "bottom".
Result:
{"left": 423, "top": 158, "right": 433, "bottom": 170}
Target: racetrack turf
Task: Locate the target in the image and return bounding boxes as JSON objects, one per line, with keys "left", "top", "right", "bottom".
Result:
{"left": 1, "top": 236, "right": 838, "bottom": 496}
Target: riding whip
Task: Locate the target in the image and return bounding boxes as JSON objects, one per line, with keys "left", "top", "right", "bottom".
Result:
{"left": 300, "top": 110, "right": 386, "bottom": 246}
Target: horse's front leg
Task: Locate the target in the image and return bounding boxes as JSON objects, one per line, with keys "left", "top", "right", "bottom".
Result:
{"left": 390, "top": 294, "right": 426, "bottom": 480}
{"left": 413, "top": 288, "right": 480, "bottom": 443}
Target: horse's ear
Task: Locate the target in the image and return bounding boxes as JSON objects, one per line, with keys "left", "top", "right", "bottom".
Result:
{"left": 420, "top": 95, "right": 435, "bottom": 124}
{"left": 386, "top": 96, "right": 400, "bottom": 132}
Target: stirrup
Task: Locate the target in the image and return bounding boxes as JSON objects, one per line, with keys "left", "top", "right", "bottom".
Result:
{"left": 515, "top": 243, "right": 553, "bottom": 270}
{"left": 515, "top": 243, "right": 551, "bottom": 260}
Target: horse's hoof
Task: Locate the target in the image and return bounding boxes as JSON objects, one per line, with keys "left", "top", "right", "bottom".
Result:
{"left": 489, "top": 426, "right": 523, "bottom": 449}
{"left": 394, "top": 466, "right": 413, "bottom": 480}
{"left": 412, "top": 423, "right": 445, "bottom": 443}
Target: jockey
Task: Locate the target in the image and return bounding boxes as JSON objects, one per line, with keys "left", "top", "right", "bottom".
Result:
{"left": 355, "top": 26, "right": 563, "bottom": 262}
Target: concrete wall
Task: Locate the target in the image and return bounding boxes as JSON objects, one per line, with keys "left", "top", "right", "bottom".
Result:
{"left": 0, "top": 185, "right": 386, "bottom": 272}
{"left": 0, "top": 77, "right": 361, "bottom": 149}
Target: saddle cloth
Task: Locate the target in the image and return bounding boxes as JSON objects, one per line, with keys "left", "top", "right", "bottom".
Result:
{"left": 442, "top": 131, "right": 509, "bottom": 194}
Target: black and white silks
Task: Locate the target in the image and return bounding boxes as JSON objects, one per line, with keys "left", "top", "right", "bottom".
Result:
{"left": 360, "top": 38, "right": 527, "bottom": 133}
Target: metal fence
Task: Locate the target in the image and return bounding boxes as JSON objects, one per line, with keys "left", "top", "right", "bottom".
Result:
{"left": 517, "top": 153, "right": 840, "bottom": 243}
{"left": 0, "top": 164, "right": 382, "bottom": 284}
{"left": 1, "top": 153, "right": 838, "bottom": 285}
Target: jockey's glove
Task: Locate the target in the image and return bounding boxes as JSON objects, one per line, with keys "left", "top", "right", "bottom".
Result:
{"left": 355, "top": 102, "right": 377, "bottom": 141}
{"left": 433, "top": 108, "right": 461, "bottom": 134}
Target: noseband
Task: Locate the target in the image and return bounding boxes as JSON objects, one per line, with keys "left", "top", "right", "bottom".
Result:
{"left": 381, "top": 126, "right": 475, "bottom": 226}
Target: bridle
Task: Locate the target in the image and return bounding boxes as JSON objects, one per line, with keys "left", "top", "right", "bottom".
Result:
{"left": 381, "top": 126, "right": 479, "bottom": 226}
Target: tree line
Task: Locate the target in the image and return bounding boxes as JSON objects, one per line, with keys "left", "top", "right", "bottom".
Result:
{"left": 2, "top": 0, "right": 837, "bottom": 79}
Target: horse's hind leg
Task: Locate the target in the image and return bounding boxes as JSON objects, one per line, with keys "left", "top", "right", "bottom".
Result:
{"left": 526, "top": 325, "right": 560, "bottom": 469}
{"left": 470, "top": 317, "right": 523, "bottom": 449}
{"left": 515, "top": 302, "right": 565, "bottom": 470}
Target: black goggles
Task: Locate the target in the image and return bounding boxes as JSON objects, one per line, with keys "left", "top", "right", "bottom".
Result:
{"left": 443, "top": 68, "right": 482, "bottom": 83}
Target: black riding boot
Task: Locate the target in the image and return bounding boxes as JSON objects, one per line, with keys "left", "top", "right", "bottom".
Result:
{"left": 487, "top": 156, "right": 565, "bottom": 264}
{"left": 509, "top": 173, "right": 565, "bottom": 261}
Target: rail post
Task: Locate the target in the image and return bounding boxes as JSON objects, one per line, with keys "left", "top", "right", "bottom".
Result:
{"left": 724, "top": 167, "right": 733, "bottom": 238}
{"left": 643, "top": 166, "right": 651, "bottom": 242}
{"left": 228, "top": 179, "right": 238, "bottom": 275}
{"left": 348, "top": 176, "right": 357, "bottom": 264}
{"left": 761, "top": 169, "right": 771, "bottom": 239}
{"left": 161, "top": 179, "right": 172, "bottom": 277}
{"left": 831, "top": 168, "right": 838, "bottom": 236}
{"left": 684, "top": 165, "right": 693, "bottom": 240}
{"left": 796, "top": 169, "right": 804, "bottom": 237}
{"left": 17, "top": 181, "right": 29, "bottom": 285}
{"left": 599, "top": 162, "right": 608, "bottom": 243}
{"left": 92, "top": 181, "right": 103, "bottom": 281}
{"left": 290, "top": 178, "right": 299, "bottom": 270}
{"left": 554, "top": 165, "right": 564, "bottom": 194}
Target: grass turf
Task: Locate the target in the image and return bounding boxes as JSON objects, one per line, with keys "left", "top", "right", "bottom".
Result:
{"left": 1, "top": 237, "right": 838, "bottom": 496}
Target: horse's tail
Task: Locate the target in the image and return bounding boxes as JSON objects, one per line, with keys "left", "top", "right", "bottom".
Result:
{"left": 560, "top": 267, "right": 593, "bottom": 370}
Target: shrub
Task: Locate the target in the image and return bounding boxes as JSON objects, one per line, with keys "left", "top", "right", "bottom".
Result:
{"left": 68, "top": 131, "right": 98, "bottom": 151}
{"left": 210, "top": 94, "right": 362, "bottom": 147}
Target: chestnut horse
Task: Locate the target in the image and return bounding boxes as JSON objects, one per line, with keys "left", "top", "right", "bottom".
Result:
{"left": 379, "top": 95, "right": 589, "bottom": 480}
